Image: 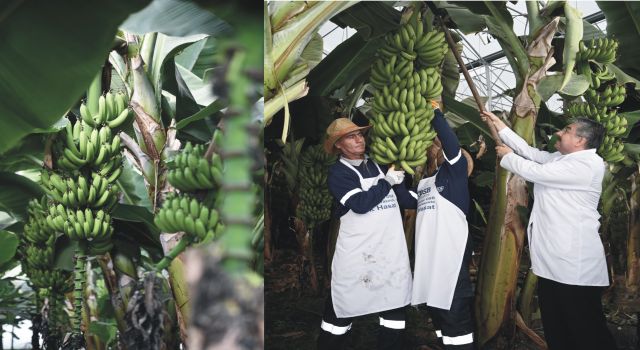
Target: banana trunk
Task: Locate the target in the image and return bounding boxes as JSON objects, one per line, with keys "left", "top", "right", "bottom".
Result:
{"left": 96, "top": 255, "right": 129, "bottom": 345}
{"left": 517, "top": 269, "right": 538, "bottom": 326}
{"left": 475, "top": 17, "right": 558, "bottom": 347}
{"left": 294, "top": 217, "right": 318, "bottom": 292}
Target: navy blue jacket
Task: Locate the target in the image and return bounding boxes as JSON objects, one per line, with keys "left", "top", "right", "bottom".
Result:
{"left": 429, "top": 109, "right": 470, "bottom": 216}
{"left": 328, "top": 158, "right": 417, "bottom": 218}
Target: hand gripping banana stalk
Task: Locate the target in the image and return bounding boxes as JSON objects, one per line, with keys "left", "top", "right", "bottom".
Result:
{"left": 567, "top": 37, "right": 627, "bottom": 163}
{"left": 368, "top": 12, "right": 445, "bottom": 174}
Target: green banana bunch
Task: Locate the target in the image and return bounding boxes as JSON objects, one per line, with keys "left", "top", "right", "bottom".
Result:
{"left": 23, "top": 197, "right": 55, "bottom": 244}
{"left": 24, "top": 236, "right": 55, "bottom": 270}
{"left": 28, "top": 269, "right": 73, "bottom": 292}
{"left": 41, "top": 171, "right": 119, "bottom": 209}
{"left": 580, "top": 62, "right": 616, "bottom": 89}
{"left": 584, "top": 85, "right": 626, "bottom": 107}
{"left": 377, "top": 17, "right": 447, "bottom": 68}
{"left": 167, "top": 142, "right": 223, "bottom": 192}
{"left": 45, "top": 91, "right": 125, "bottom": 247}
{"left": 79, "top": 91, "right": 131, "bottom": 129}
{"left": 568, "top": 34, "right": 627, "bottom": 163}
{"left": 154, "top": 193, "right": 222, "bottom": 242}
{"left": 576, "top": 38, "right": 618, "bottom": 64}
{"left": 299, "top": 143, "right": 336, "bottom": 168}
{"left": 63, "top": 208, "right": 113, "bottom": 241}
{"left": 20, "top": 199, "right": 73, "bottom": 292}
{"left": 54, "top": 119, "right": 123, "bottom": 172}
{"left": 368, "top": 12, "right": 445, "bottom": 174}
{"left": 86, "top": 238, "right": 114, "bottom": 256}
{"left": 296, "top": 145, "right": 335, "bottom": 229}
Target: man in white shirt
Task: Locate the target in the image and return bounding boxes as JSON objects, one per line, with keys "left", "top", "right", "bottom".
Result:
{"left": 482, "top": 111, "right": 617, "bottom": 350}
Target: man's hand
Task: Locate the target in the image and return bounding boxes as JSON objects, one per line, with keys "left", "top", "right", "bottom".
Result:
{"left": 481, "top": 111, "right": 508, "bottom": 131}
{"left": 495, "top": 145, "right": 513, "bottom": 158}
{"left": 384, "top": 165, "right": 405, "bottom": 186}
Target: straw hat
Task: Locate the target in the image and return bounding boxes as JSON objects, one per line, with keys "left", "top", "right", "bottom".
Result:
{"left": 323, "top": 118, "right": 372, "bottom": 154}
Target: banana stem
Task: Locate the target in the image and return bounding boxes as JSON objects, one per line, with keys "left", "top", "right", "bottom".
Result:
{"left": 219, "top": 47, "right": 258, "bottom": 274}
{"left": 73, "top": 246, "right": 87, "bottom": 336}
{"left": 155, "top": 234, "right": 194, "bottom": 272}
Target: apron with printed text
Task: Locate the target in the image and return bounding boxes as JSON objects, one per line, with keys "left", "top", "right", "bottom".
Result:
{"left": 331, "top": 161, "right": 412, "bottom": 318}
{"left": 411, "top": 173, "right": 468, "bottom": 310}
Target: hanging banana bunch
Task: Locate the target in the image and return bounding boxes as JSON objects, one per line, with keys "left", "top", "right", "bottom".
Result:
{"left": 154, "top": 139, "right": 225, "bottom": 271}
{"left": 576, "top": 38, "right": 618, "bottom": 64}
{"left": 166, "top": 142, "right": 223, "bottom": 192}
{"left": 566, "top": 37, "right": 627, "bottom": 163}
{"left": 20, "top": 197, "right": 73, "bottom": 346}
{"left": 41, "top": 89, "right": 128, "bottom": 343}
{"left": 44, "top": 90, "right": 128, "bottom": 254}
{"left": 368, "top": 12, "right": 444, "bottom": 175}
{"left": 296, "top": 145, "right": 336, "bottom": 230}
{"left": 154, "top": 192, "right": 222, "bottom": 243}
{"left": 21, "top": 197, "right": 73, "bottom": 292}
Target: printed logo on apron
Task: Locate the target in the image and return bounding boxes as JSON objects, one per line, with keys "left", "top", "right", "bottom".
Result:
{"left": 412, "top": 174, "right": 468, "bottom": 310}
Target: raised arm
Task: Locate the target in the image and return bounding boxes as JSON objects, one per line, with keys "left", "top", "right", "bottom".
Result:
{"left": 500, "top": 153, "right": 594, "bottom": 190}
{"left": 482, "top": 111, "right": 557, "bottom": 164}
{"left": 432, "top": 108, "right": 461, "bottom": 163}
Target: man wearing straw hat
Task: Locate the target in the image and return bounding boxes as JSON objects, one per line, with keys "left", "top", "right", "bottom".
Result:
{"left": 317, "top": 117, "right": 416, "bottom": 350}
{"left": 411, "top": 101, "right": 475, "bottom": 349}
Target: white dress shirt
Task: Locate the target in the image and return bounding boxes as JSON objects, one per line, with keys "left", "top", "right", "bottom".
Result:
{"left": 499, "top": 128, "right": 608, "bottom": 286}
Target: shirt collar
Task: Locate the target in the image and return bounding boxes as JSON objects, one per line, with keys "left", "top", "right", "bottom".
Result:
{"left": 341, "top": 154, "right": 368, "bottom": 166}
{"left": 559, "top": 148, "right": 598, "bottom": 159}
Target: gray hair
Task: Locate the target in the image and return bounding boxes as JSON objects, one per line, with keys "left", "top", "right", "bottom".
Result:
{"left": 570, "top": 117, "right": 605, "bottom": 149}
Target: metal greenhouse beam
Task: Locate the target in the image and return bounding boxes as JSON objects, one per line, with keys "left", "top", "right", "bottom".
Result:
{"left": 462, "top": 11, "right": 606, "bottom": 71}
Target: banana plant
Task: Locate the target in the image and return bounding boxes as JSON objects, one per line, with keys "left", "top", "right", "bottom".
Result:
{"left": 0, "top": 1, "right": 252, "bottom": 348}
{"left": 265, "top": 1, "right": 356, "bottom": 142}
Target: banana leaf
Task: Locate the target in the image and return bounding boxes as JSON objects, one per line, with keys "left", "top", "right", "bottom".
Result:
{"left": 436, "top": 1, "right": 505, "bottom": 34}
{"left": 0, "top": 172, "right": 43, "bottom": 222}
{"left": 597, "top": 1, "right": 640, "bottom": 81}
{"left": 120, "top": 0, "right": 231, "bottom": 37}
{"left": 271, "top": 2, "right": 356, "bottom": 84}
{"left": 0, "top": 231, "right": 19, "bottom": 266}
{"left": 307, "top": 33, "right": 385, "bottom": 97}
{"left": 559, "top": 3, "right": 583, "bottom": 89}
{"left": 330, "top": 1, "right": 401, "bottom": 40}
{"left": 0, "top": 0, "right": 150, "bottom": 154}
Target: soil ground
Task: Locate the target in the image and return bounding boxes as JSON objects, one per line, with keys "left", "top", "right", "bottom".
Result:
{"left": 265, "top": 248, "right": 639, "bottom": 350}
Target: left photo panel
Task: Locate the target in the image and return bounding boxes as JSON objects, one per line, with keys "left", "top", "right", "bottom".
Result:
{"left": 0, "top": 1, "right": 264, "bottom": 349}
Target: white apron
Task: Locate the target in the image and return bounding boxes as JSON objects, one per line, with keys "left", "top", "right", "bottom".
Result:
{"left": 411, "top": 173, "right": 468, "bottom": 310}
{"left": 331, "top": 161, "right": 412, "bottom": 318}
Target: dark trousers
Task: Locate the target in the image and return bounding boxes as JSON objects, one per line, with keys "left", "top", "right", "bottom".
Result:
{"left": 428, "top": 297, "right": 475, "bottom": 349}
{"left": 317, "top": 295, "right": 407, "bottom": 350}
{"left": 538, "top": 277, "right": 617, "bottom": 350}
